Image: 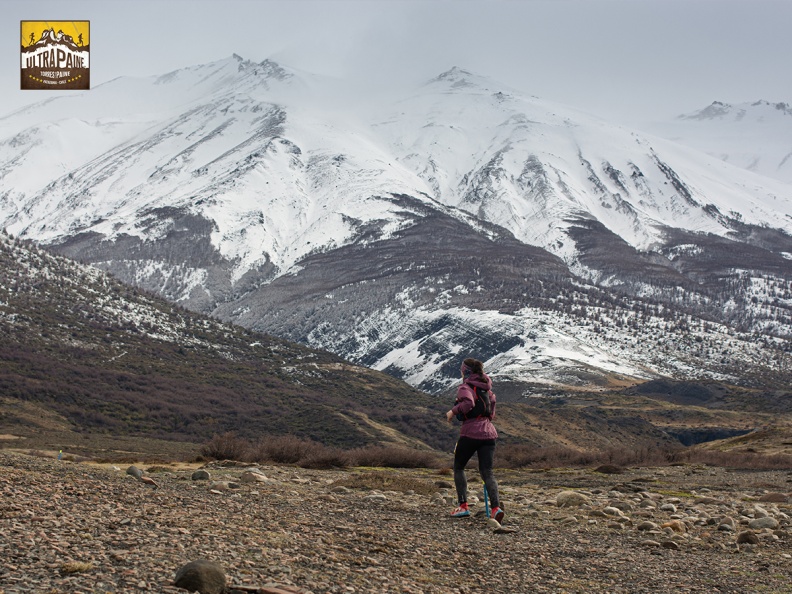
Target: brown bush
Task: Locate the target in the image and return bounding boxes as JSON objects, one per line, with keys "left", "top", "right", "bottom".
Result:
{"left": 298, "top": 448, "right": 352, "bottom": 469}
{"left": 199, "top": 432, "right": 252, "bottom": 462}
{"left": 669, "top": 448, "right": 792, "bottom": 470}
{"left": 349, "top": 446, "right": 443, "bottom": 469}
{"left": 252, "top": 435, "right": 326, "bottom": 464}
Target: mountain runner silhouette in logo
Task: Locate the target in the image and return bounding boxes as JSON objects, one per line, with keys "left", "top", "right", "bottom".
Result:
{"left": 29, "top": 32, "right": 35, "bottom": 46}
{"left": 78, "top": 33, "right": 83, "bottom": 46}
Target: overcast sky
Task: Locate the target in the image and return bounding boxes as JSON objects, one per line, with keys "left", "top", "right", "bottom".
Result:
{"left": 3, "top": 0, "right": 791, "bottom": 126}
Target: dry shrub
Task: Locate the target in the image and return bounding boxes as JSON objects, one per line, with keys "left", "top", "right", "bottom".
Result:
{"left": 594, "top": 464, "right": 625, "bottom": 474}
{"left": 199, "top": 432, "right": 252, "bottom": 462}
{"left": 298, "top": 448, "right": 352, "bottom": 469}
{"left": 60, "top": 561, "right": 93, "bottom": 574}
{"left": 349, "top": 445, "right": 442, "bottom": 469}
{"left": 497, "top": 443, "right": 677, "bottom": 469}
{"left": 252, "top": 435, "right": 324, "bottom": 464}
{"left": 26, "top": 449, "right": 51, "bottom": 458}
{"left": 670, "top": 448, "right": 792, "bottom": 470}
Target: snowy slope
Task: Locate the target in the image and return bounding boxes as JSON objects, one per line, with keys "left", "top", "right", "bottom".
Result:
{"left": 2, "top": 57, "right": 792, "bottom": 393}
{"left": 645, "top": 100, "right": 792, "bottom": 184}
{"left": 374, "top": 71, "right": 792, "bottom": 267}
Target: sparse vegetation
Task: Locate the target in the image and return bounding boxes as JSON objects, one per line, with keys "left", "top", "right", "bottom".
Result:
{"left": 199, "top": 432, "right": 443, "bottom": 469}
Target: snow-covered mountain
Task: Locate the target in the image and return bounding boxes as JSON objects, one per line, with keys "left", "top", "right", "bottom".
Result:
{"left": 646, "top": 100, "right": 792, "bottom": 184}
{"left": 2, "top": 56, "right": 792, "bottom": 394}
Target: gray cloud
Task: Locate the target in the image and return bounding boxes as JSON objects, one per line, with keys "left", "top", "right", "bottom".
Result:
{"left": 2, "top": 0, "right": 791, "bottom": 126}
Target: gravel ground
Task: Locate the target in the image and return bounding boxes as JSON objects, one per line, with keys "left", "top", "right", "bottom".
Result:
{"left": 2, "top": 451, "right": 792, "bottom": 593}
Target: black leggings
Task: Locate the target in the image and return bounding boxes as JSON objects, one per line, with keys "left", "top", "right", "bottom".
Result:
{"left": 453, "top": 436, "right": 500, "bottom": 508}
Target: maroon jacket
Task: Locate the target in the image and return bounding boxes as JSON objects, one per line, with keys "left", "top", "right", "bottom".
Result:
{"left": 452, "top": 373, "right": 498, "bottom": 440}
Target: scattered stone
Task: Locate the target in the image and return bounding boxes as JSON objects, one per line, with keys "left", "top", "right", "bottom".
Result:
{"left": 662, "top": 540, "right": 680, "bottom": 550}
{"left": 556, "top": 491, "right": 591, "bottom": 508}
{"left": 140, "top": 476, "right": 159, "bottom": 488}
{"left": 192, "top": 470, "right": 211, "bottom": 481}
{"left": 560, "top": 516, "right": 578, "bottom": 525}
{"left": 608, "top": 501, "right": 633, "bottom": 513}
{"left": 174, "top": 559, "right": 226, "bottom": 594}
{"left": 718, "top": 517, "right": 737, "bottom": 532}
{"left": 240, "top": 471, "right": 268, "bottom": 484}
{"left": 593, "top": 464, "right": 624, "bottom": 474}
{"left": 661, "top": 520, "right": 686, "bottom": 533}
{"left": 493, "top": 526, "right": 517, "bottom": 534}
{"left": 126, "top": 465, "right": 143, "bottom": 479}
{"left": 435, "top": 480, "right": 453, "bottom": 489}
{"left": 758, "top": 493, "right": 789, "bottom": 503}
{"left": 660, "top": 503, "right": 677, "bottom": 513}
{"left": 749, "top": 517, "right": 779, "bottom": 530}
{"left": 487, "top": 518, "right": 502, "bottom": 529}
{"left": 603, "top": 506, "right": 623, "bottom": 516}
{"left": 737, "top": 531, "right": 760, "bottom": 545}
{"left": 695, "top": 496, "right": 720, "bottom": 505}
{"left": 641, "top": 539, "right": 661, "bottom": 547}
{"left": 637, "top": 521, "right": 660, "bottom": 531}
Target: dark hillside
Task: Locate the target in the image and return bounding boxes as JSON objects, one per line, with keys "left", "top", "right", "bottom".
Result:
{"left": 0, "top": 233, "right": 452, "bottom": 449}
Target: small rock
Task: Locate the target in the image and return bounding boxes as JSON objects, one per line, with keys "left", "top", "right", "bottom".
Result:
{"left": 593, "top": 464, "right": 624, "bottom": 474}
{"left": 191, "top": 470, "right": 211, "bottom": 481}
{"left": 660, "top": 503, "right": 677, "bottom": 513}
{"left": 174, "top": 559, "right": 226, "bottom": 594}
{"left": 637, "top": 521, "right": 660, "bottom": 531}
{"left": 661, "top": 520, "right": 686, "bottom": 533}
{"left": 331, "top": 486, "right": 351, "bottom": 494}
{"left": 140, "top": 476, "right": 159, "bottom": 488}
{"left": 758, "top": 493, "right": 789, "bottom": 503}
{"left": 753, "top": 505, "right": 770, "bottom": 518}
{"left": 493, "top": 526, "right": 517, "bottom": 534}
{"left": 560, "top": 516, "right": 578, "bottom": 525}
{"left": 737, "top": 531, "right": 760, "bottom": 545}
{"left": 487, "top": 518, "right": 501, "bottom": 529}
{"left": 749, "top": 517, "right": 779, "bottom": 530}
{"left": 126, "top": 466, "right": 143, "bottom": 479}
{"left": 240, "top": 471, "right": 268, "bottom": 484}
{"left": 641, "top": 539, "right": 661, "bottom": 548}
{"left": 435, "top": 480, "right": 453, "bottom": 489}
{"left": 695, "top": 496, "right": 720, "bottom": 505}
{"left": 662, "top": 540, "right": 680, "bottom": 550}
{"left": 603, "top": 506, "right": 623, "bottom": 517}
{"left": 556, "top": 491, "right": 591, "bottom": 508}
{"left": 718, "top": 517, "right": 737, "bottom": 531}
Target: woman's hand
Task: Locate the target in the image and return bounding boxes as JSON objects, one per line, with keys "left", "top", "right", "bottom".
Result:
{"left": 446, "top": 409, "right": 455, "bottom": 423}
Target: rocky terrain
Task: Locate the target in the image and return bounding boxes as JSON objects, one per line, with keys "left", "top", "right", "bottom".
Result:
{"left": 2, "top": 451, "right": 792, "bottom": 593}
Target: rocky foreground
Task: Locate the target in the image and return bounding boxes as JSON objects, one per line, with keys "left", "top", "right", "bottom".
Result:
{"left": 2, "top": 451, "right": 792, "bottom": 593}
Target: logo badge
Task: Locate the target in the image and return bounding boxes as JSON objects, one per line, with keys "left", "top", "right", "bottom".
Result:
{"left": 21, "top": 21, "right": 90, "bottom": 90}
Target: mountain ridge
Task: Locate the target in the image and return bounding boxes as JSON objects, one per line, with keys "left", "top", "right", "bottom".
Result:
{"left": 2, "top": 56, "right": 792, "bottom": 393}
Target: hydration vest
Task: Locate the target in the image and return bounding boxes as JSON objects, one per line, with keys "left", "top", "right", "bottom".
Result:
{"left": 455, "top": 384, "right": 492, "bottom": 421}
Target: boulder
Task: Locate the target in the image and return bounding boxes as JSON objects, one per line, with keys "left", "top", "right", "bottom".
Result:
{"left": 758, "top": 493, "right": 789, "bottom": 503}
{"left": 737, "top": 531, "right": 760, "bottom": 545}
{"left": 556, "top": 491, "right": 591, "bottom": 508}
{"left": 749, "top": 517, "right": 779, "bottom": 530}
{"left": 191, "top": 470, "right": 211, "bottom": 481}
{"left": 174, "top": 559, "right": 226, "bottom": 594}
{"left": 126, "top": 466, "right": 143, "bottom": 479}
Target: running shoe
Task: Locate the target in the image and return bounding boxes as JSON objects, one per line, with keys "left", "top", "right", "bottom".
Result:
{"left": 451, "top": 503, "right": 470, "bottom": 517}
